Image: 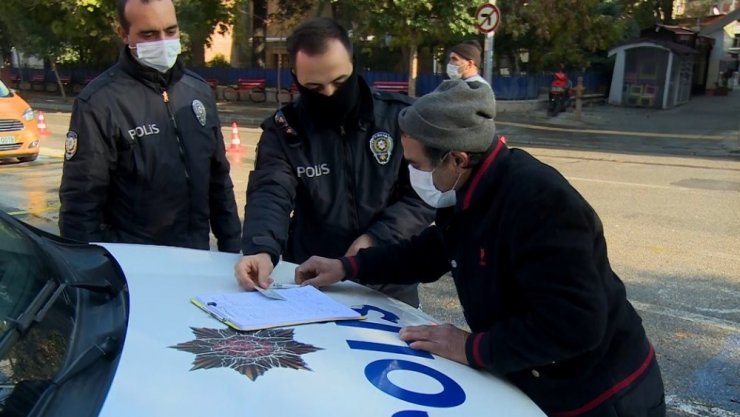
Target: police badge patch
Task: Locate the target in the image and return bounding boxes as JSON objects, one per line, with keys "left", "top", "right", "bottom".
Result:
{"left": 64, "top": 131, "right": 78, "bottom": 161}
{"left": 192, "top": 99, "right": 207, "bottom": 126}
{"left": 369, "top": 132, "right": 393, "bottom": 165}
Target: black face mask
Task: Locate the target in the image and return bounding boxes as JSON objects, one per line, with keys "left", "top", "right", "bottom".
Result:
{"left": 294, "top": 71, "right": 360, "bottom": 127}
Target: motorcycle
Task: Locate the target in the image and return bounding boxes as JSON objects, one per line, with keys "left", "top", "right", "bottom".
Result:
{"left": 547, "top": 72, "right": 572, "bottom": 117}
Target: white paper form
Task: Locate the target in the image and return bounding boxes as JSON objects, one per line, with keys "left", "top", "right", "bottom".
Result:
{"left": 192, "top": 285, "right": 363, "bottom": 331}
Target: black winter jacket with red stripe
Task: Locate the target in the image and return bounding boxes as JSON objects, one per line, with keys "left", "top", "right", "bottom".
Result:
{"left": 342, "top": 138, "right": 655, "bottom": 414}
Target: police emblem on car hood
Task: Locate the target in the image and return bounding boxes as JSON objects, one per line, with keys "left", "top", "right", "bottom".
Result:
{"left": 171, "top": 327, "right": 322, "bottom": 381}
{"left": 192, "top": 99, "right": 207, "bottom": 126}
{"left": 64, "top": 131, "right": 78, "bottom": 160}
{"left": 369, "top": 132, "right": 393, "bottom": 165}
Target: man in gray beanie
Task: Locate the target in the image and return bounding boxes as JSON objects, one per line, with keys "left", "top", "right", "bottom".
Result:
{"left": 295, "top": 80, "right": 665, "bottom": 417}
{"left": 447, "top": 39, "right": 489, "bottom": 86}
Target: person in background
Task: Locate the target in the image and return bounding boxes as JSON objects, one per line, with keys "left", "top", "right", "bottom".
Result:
{"left": 234, "top": 18, "right": 434, "bottom": 307}
{"left": 447, "top": 40, "right": 489, "bottom": 86}
{"left": 295, "top": 80, "right": 666, "bottom": 417}
{"left": 59, "top": 0, "right": 241, "bottom": 253}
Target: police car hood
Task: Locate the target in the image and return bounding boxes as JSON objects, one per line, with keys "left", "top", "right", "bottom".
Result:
{"left": 98, "top": 243, "right": 544, "bottom": 417}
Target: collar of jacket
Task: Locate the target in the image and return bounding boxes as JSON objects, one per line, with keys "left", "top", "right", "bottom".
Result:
{"left": 295, "top": 74, "right": 375, "bottom": 133}
{"left": 118, "top": 47, "right": 185, "bottom": 93}
{"left": 455, "top": 136, "right": 510, "bottom": 212}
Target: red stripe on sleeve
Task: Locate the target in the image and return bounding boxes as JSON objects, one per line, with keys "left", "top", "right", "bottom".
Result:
{"left": 552, "top": 344, "right": 655, "bottom": 417}
{"left": 472, "top": 333, "right": 486, "bottom": 368}
{"left": 347, "top": 256, "right": 359, "bottom": 277}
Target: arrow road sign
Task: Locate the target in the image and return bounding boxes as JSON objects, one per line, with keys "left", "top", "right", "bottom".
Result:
{"left": 475, "top": 3, "right": 501, "bottom": 34}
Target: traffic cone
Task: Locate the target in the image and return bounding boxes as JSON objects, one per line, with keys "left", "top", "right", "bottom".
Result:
{"left": 228, "top": 120, "right": 241, "bottom": 152}
{"left": 37, "top": 111, "right": 49, "bottom": 137}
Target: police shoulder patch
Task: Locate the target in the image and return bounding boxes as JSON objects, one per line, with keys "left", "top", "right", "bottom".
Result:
{"left": 274, "top": 110, "right": 297, "bottom": 137}
{"left": 64, "top": 131, "right": 78, "bottom": 161}
{"left": 369, "top": 131, "right": 393, "bottom": 165}
{"left": 192, "top": 99, "right": 207, "bottom": 126}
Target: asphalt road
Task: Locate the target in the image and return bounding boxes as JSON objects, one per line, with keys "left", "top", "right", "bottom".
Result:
{"left": 1, "top": 110, "right": 738, "bottom": 417}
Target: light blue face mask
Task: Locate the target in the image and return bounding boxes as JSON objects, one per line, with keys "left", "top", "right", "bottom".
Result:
{"left": 130, "top": 38, "right": 181, "bottom": 73}
{"left": 407, "top": 153, "right": 461, "bottom": 208}
{"left": 446, "top": 63, "right": 463, "bottom": 80}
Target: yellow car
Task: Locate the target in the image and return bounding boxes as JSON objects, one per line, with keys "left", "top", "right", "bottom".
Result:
{"left": 0, "top": 79, "right": 40, "bottom": 163}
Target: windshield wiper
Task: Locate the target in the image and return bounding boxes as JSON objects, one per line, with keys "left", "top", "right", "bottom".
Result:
{"left": 0, "top": 278, "right": 122, "bottom": 359}
{"left": 53, "top": 336, "right": 119, "bottom": 385}
{"left": 0, "top": 280, "right": 61, "bottom": 358}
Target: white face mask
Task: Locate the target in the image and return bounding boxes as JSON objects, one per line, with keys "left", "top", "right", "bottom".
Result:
{"left": 446, "top": 63, "right": 463, "bottom": 80}
{"left": 131, "top": 38, "right": 181, "bottom": 73}
{"left": 408, "top": 155, "right": 461, "bottom": 208}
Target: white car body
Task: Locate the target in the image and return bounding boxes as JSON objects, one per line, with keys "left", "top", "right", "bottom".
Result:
{"left": 98, "top": 243, "right": 545, "bottom": 417}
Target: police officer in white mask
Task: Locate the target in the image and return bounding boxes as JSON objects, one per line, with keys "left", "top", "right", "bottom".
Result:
{"left": 59, "top": 0, "right": 241, "bottom": 252}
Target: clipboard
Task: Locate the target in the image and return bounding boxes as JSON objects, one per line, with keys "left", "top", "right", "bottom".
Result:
{"left": 191, "top": 285, "right": 364, "bottom": 331}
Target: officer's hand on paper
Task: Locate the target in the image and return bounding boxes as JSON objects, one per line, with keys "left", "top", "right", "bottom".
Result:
{"left": 345, "top": 233, "right": 375, "bottom": 256}
{"left": 234, "top": 253, "right": 274, "bottom": 291}
{"left": 295, "top": 256, "right": 346, "bottom": 288}
{"left": 399, "top": 324, "right": 471, "bottom": 366}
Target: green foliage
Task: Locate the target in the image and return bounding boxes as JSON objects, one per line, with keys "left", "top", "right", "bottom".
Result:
{"left": 207, "top": 53, "right": 231, "bottom": 68}
{"left": 176, "top": 0, "right": 232, "bottom": 48}
{"left": 176, "top": 0, "right": 234, "bottom": 67}
{"left": 344, "top": 0, "right": 478, "bottom": 48}
{"left": 617, "top": 0, "right": 676, "bottom": 30}
{"left": 0, "top": 0, "right": 688, "bottom": 74}
{"left": 0, "top": 0, "right": 118, "bottom": 67}
{"left": 495, "top": 0, "right": 628, "bottom": 71}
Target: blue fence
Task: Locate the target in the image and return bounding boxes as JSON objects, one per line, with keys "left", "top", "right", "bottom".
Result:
{"left": 8, "top": 66, "right": 609, "bottom": 100}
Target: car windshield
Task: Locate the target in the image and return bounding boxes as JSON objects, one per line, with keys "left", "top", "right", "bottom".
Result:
{"left": 0, "top": 81, "right": 10, "bottom": 98}
{"left": 0, "top": 216, "right": 74, "bottom": 414}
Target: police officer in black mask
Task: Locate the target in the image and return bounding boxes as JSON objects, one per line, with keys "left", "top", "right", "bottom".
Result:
{"left": 235, "top": 18, "right": 434, "bottom": 307}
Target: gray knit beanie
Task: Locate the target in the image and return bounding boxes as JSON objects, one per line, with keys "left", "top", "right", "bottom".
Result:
{"left": 450, "top": 40, "right": 482, "bottom": 68}
{"left": 398, "top": 80, "right": 496, "bottom": 153}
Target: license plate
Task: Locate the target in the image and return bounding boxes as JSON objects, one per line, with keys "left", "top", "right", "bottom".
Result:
{"left": 0, "top": 136, "right": 16, "bottom": 145}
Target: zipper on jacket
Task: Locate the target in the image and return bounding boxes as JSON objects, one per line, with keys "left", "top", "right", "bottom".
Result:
{"left": 162, "top": 89, "right": 191, "bottom": 181}
{"left": 339, "top": 125, "right": 361, "bottom": 234}
{"left": 161, "top": 88, "right": 194, "bottom": 238}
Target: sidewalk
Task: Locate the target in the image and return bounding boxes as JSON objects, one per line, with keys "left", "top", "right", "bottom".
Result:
{"left": 501, "top": 91, "right": 740, "bottom": 139}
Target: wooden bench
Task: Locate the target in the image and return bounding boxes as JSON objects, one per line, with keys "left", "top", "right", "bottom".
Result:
{"left": 46, "top": 74, "right": 72, "bottom": 93}
{"left": 7, "top": 73, "right": 21, "bottom": 89}
{"left": 30, "top": 74, "right": 45, "bottom": 91}
{"left": 224, "top": 78, "right": 267, "bottom": 103}
{"left": 373, "top": 80, "right": 408, "bottom": 94}
{"left": 72, "top": 75, "right": 96, "bottom": 94}
{"left": 275, "top": 83, "right": 299, "bottom": 103}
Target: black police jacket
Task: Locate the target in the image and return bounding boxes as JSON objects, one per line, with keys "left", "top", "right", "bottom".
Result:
{"left": 59, "top": 49, "right": 241, "bottom": 252}
{"left": 241, "top": 77, "right": 435, "bottom": 264}
{"left": 343, "top": 139, "right": 656, "bottom": 414}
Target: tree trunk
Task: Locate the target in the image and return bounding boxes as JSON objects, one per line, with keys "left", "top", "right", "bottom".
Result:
{"left": 661, "top": 0, "right": 674, "bottom": 24}
{"left": 230, "top": 0, "right": 251, "bottom": 68}
{"left": 408, "top": 41, "right": 418, "bottom": 97}
{"left": 252, "top": 0, "right": 268, "bottom": 69}
{"left": 49, "top": 58, "right": 66, "bottom": 101}
{"left": 189, "top": 34, "right": 206, "bottom": 67}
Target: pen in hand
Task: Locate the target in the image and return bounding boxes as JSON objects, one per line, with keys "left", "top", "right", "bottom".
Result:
{"left": 271, "top": 283, "right": 301, "bottom": 289}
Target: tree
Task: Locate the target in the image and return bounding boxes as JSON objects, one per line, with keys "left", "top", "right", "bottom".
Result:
{"left": 0, "top": 0, "right": 118, "bottom": 98}
{"left": 495, "top": 0, "right": 626, "bottom": 72}
{"left": 618, "top": 0, "right": 676, "bottom": 30}
{"left": 340, "top": 0, "right": 479, "bottom": 96}
{"left": 176, "top": 0, "right": 233, "bottom": 67}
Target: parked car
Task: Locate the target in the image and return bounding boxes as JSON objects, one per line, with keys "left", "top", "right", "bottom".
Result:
{"left": 0, "top": 81, "right": 40, "bottom": 163}
{"left": 0, "top": 211, "right": 545, "bottom": 417}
